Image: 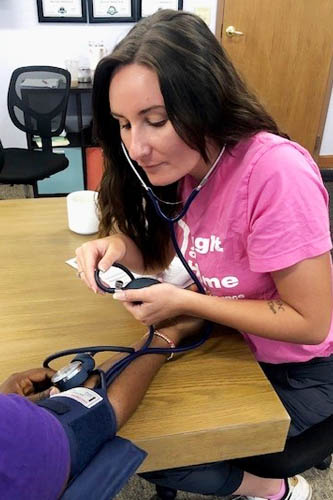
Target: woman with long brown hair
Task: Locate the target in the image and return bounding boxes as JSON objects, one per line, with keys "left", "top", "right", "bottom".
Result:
{"left": 76, "top": 9, "right": 333, "bottom": 499}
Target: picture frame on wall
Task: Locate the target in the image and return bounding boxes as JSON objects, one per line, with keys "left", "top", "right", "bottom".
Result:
{"left": 37, "top": 0, "right": 87, "bottom": 23}
{"left": 138, "top": 0, "right": 183, "bottom": 19}
{"left": 87, "top": 0, "right": 137, "bottom": 23}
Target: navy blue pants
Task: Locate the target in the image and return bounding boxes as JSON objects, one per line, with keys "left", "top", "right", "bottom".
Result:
{"left": 140, "top": 354, "right": 333, "bottom": 496}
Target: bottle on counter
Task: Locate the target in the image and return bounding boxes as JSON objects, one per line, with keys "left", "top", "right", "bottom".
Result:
{"left": 88, "top": 41, "right": 107, "bottom": 75}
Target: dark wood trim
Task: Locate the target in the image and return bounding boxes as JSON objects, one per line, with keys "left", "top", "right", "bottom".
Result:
{"left": 318, "top": 155, "right": 333, "bottom": 168}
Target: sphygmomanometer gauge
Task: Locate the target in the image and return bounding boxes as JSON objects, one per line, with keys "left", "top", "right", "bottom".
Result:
{"left": 52, "top": 360, "right": 84, "bottom": 390}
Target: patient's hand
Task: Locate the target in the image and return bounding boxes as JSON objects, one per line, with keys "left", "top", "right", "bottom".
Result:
{"left": 0, "top": 367, "right": 56, "bottom": 402}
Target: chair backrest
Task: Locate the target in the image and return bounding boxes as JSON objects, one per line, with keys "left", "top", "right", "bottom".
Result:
{"left": 7, "top": 66, "right": 71, "bottom": 152}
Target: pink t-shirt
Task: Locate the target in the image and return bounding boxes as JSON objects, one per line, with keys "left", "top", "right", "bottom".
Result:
{"left": 177, "top": 132, "right": 333, "bottom": 363}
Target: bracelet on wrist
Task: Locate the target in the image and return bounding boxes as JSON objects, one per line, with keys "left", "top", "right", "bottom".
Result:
{"left": 144, "top": 330, "right": 176, "bottom": 360}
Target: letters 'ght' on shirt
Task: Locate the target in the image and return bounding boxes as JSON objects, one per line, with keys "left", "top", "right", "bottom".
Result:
{"left": 177, "top": 132, "right": 333, "bottom": 363}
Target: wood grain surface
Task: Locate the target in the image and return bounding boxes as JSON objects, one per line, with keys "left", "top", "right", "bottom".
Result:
{"left": 0, "top": 197, "right": 290, "bottom": 472}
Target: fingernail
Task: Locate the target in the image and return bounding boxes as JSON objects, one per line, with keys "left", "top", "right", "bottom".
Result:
{"left": 113, "top": 291, "right": 126, "bottom": 300}
{"left": 98, "top": 266, "right": 106, "bottom": 272}
{"left": 50, "top": 387, "right": 60, "bottom": 396}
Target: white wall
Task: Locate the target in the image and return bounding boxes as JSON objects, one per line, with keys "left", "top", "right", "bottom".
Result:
{"left": 321, "top": 85, "right": 333, "bottom": 155}
{"left": 1, "top": 0, "right": 332, "bottom": 154}
{"left": 183, "top": 0, "right": 217, "bottom": 32}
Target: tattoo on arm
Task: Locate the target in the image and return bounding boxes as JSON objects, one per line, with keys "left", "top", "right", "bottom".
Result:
{"left": 267, "top": 300, "right": 285, "bottom": 314}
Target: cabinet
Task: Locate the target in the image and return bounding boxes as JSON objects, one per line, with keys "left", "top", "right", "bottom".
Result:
{"left": 86, "top": 146, "right": 103, "bottom": 191}
{"left": 36, "top": 83, "right": 103, "bottom": 196}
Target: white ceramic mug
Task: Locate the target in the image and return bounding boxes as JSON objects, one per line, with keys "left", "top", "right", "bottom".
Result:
{"left": 66, "top": 190, "right": 99, "bottom": 235}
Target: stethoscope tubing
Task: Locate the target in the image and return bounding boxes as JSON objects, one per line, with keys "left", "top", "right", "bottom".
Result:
{"left": 105, "top": 323, "right": 210, "bottom": 385}
{"left": 43, "top": 345, "right": 136, "bottom": 368}
{"left": 94, "top": 262, "right": 136, "bottom": 293}
{"left": 103, "top": 193, "right": 213, "bottom": 383}
{"left": 46, "top": 145, "right": 221, "bottom": 388}
{"left": 147, "top": 186, "right": 200, "bottom": 223}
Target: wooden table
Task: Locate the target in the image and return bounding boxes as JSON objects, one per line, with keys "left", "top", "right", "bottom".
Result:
{"left": 0, "top": 197, "right": 290, "bottom": 472}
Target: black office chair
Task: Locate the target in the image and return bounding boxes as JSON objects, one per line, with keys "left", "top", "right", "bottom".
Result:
{"left": 0, "top": 66, "right": 71, "bottom": 197}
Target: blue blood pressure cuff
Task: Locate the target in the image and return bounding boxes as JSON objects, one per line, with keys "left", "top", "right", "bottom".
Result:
{"left": 37, "top": 386, "right": 117, "bottom": 478}
{"left": 61, "top": 436, "right": 147, "bottom": 500}
{"left": 38, "top": 386, "right": 147, "bottom": 498}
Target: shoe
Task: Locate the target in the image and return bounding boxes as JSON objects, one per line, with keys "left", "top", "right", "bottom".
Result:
{"left": 243, "top": 475, "right": 312, "bottom": 500}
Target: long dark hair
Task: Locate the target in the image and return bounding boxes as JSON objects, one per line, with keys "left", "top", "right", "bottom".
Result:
{"left": 93, "top": 9, "right": 286, "bottom": 270}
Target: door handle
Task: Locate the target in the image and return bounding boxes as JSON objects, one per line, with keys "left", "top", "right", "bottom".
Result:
{"left": 226, "top": 26, "right": 244, "bottom": 37}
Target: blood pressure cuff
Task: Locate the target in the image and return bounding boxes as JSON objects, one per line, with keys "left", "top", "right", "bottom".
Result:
{"left": 61, "top": 436, "right": 147, "bottom": 500}
{"left": 37, "top": 387, "right": 117, "bottom": 478}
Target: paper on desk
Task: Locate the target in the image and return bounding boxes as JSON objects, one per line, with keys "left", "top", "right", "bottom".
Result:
{"left": 66, "top": 256, "right": 193, "bottom": 288}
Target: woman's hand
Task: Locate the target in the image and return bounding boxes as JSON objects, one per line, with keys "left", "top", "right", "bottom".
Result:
{"left": 75, "top": 235, "right": 127, "bottom": 293}
{"left": 0, "top": 368, "right": 56, "bottom": 402}
{"left": 113, "top": 283, "right": 194, "bottom": 325}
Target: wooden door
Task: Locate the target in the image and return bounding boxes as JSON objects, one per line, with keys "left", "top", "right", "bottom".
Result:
{"left": 218, "top": 0, "right": 333, "bottom": 155}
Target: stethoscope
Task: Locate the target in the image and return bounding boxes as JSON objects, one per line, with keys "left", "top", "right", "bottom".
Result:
{"left": 44, "top": 143, "right": 226, "bottom": 391}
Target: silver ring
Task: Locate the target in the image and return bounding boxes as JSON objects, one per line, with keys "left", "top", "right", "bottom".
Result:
{"left": 77, "top": 270, "right": 84, "bottom": 279}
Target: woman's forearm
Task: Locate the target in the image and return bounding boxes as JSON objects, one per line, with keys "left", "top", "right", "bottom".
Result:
{"left": 181, "top": 291, "right": 328, "bottom": 345}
